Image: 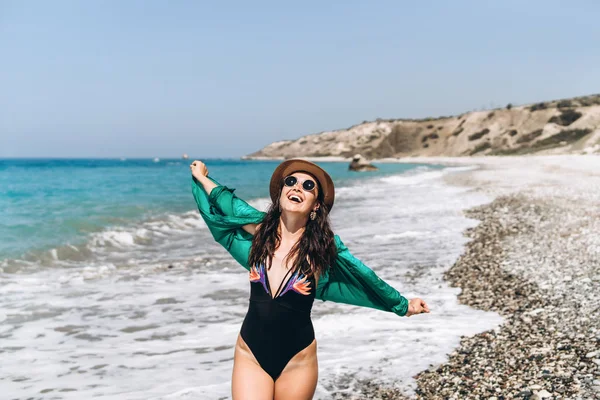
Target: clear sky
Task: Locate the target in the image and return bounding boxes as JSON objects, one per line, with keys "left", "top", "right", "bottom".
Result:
{"left": 1, "top": 0, "right": 599, "bottom": 158}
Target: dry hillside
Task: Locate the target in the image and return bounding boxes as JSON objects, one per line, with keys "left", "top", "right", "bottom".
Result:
{"left": 244, "top": 94, "right": 600, "bottom": 159}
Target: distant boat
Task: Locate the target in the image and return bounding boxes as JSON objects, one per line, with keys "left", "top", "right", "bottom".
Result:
{"left": 120, "top": 157, "right": 126, "bottom": 161}
{"left": 182, "top": 153, "right": 189, "bottom": 159}
{"left": 153, "top": 157, "right": 160, "bottom": 163}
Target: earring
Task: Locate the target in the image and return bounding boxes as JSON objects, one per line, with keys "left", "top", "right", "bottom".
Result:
{"left": 310, "top": 210, "right": 316, "bottom": 220}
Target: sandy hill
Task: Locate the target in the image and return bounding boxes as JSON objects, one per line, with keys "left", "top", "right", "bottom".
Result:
{"left": 244, "top": 94, "right": 600, "bottom": 159}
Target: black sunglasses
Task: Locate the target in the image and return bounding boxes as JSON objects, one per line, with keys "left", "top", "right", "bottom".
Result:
{"left": 283, "top": 175, "right": 316, "bottom": 192}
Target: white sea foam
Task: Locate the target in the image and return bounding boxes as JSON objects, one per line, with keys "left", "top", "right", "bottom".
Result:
{"left": 0, "top": 166, "right": 503, "bottom": 399}
{"left": 91, "top": 230, "right": 138, "bottom": 248}
{"left": 372, "top": 230, "right": 430, "bottom": 240}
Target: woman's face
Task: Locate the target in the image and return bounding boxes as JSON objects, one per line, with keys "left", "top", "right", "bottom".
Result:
{"left": 279, "top": 172, "right": 320, "bottom": 216}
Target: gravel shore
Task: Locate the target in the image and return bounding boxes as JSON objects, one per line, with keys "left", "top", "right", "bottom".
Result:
{"left": 339, "top": 156, "right": 600, "bottom": 400}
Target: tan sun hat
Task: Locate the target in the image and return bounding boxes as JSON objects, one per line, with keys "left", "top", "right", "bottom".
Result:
{"left": 269, "top": 158, "right": 335, "bottom": 211}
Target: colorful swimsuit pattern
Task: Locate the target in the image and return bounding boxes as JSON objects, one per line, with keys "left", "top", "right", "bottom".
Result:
{"left": 240, "top": 263, "right": 317, "bottom": 380}
{"left": 249, "top": 264, "right": 311, "bottom": 297}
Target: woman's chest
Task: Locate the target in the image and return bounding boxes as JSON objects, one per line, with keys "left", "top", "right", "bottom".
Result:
{"left": 265, "top": 253, "right": 293, "bottom": 294}
{"left": 248, "top": 251, "right": 315, "bottom": 300}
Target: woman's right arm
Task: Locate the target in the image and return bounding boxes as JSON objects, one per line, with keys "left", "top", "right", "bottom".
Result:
{"left": 190, "top": 160, "right": 260, "bottom": 235}
{"left": 191, "top": 177, "right": 264, "bottom": 269}
{"left": 191, "top": 160, "right": 218, "bottom": 195}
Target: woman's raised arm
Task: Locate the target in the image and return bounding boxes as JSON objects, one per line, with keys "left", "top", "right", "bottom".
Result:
{"left": 190, "top": 161, "right": 265, "bottom": 270}
{"left": 190, "top": 160, "right": 261, "bottom": 235}
{"left": 190, "top": 160, "right": 218, "bottom": 194}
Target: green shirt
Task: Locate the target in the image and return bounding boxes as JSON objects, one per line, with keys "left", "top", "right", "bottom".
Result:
{"left": 192, "top": 176, "right": 409, "bottom": 317}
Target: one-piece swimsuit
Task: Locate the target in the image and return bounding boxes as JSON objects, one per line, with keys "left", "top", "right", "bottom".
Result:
{"left": 240, "top": 263, "right": 316, "bottom": 381}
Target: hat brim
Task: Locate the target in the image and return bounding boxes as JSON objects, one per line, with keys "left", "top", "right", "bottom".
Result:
{"left": 269, "top": 159, "right": 335, "bottom": 212}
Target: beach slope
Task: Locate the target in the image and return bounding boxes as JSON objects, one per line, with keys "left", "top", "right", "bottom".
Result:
{"left": 342, "top": 155, "right": 600, "bottom": 399}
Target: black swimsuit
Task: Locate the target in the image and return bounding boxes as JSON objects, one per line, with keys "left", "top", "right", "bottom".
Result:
{"left": 240, "top": 263, "right": 316, "bottom": 381}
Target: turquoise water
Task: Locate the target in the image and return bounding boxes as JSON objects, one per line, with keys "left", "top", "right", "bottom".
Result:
{"left": 1, "top": 157, "right": 505, "bottom": 399}
{"left": 0, "top": 158, "right": 434, "bottom": 261}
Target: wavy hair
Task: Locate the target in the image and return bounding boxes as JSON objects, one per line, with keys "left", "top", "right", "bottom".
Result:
{"left": 248, "top": 177, "right": 337, "bottom": 279}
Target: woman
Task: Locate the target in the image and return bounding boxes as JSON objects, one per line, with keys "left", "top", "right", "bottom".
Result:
{"left": 190, "top": 158, "right": 430, "bottom": 400}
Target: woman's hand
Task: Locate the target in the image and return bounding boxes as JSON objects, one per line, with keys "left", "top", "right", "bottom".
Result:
{"left": 190, "top": 160, "right": 218, "bottom": 195}
{"left": 406, "top": 298, "right": 430, "bottom": 317}
{"left": 190, "top": 160, "right": 209, "bottom": 181}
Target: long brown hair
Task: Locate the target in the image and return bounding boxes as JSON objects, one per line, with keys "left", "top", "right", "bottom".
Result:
{"left": 248, "top": 176, "right": 337, "bottom": 279}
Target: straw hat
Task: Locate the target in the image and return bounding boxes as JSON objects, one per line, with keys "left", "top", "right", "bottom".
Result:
{"left": 269, "top": 159, "right": 335, "bottom": 211}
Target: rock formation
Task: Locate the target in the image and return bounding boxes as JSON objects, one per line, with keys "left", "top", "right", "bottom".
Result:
{"left": 349, "top": 154, "right": 378, "bottom": 171}
{"left": 243, "top": 94, "right": 600, "bottom": 159}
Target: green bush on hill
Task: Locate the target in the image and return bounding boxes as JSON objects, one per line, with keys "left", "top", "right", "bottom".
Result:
{"left": 532, "top": 129, "right": 592, "bottom": 149}
{"left": 468, "top": 129, "right": 490, "bottom": 141}
{"left": 556, "top": 100, "right": 573, "bottom": 109}
{"left": 529, "top": 103, "right": 548, "bottom": 112}
{"left": 470, "top": 141, "right": 492, "bottom": 155}
{"left": 452, "top": 127, "right": 464, "bottom": 136}
{"left": 516, "top": 129, "right": 543, "bottom": 144}
{"left": 548, "top": 109, "right": 582, "bottom": 126}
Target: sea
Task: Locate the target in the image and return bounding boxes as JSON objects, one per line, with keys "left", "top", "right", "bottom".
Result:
{"left": 0, "top": 158, "right": 503, "bottom": 399}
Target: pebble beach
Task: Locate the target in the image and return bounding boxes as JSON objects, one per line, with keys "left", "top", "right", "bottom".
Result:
{"left": 341, "top": 155, "right": 600, "bottom": 400}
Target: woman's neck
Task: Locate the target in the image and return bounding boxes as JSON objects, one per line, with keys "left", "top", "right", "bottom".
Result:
{"left": 278, "top": 213, "right": 307, "bottom": 246}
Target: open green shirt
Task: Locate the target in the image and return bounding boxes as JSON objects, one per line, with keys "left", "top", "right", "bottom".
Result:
{"left": 192, "top": 176, "right": 409, "bottom": 317}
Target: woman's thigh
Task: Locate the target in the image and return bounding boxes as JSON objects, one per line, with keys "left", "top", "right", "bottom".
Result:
{"left": 274, "top": 340, "right": 318, "bottom": 400}
{"left": 232, "top": 335, "right": 274, "bottom": 400}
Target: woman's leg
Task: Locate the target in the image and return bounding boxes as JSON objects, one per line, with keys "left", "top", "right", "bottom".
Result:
{"left": 232, "top": 335, "right": 274, "bottom": 400}
{"left": 273, "top": 340, "right": 318, "bottom": 400}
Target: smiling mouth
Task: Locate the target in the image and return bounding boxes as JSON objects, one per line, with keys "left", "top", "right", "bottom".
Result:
{"left": 288, "top": 194, "right": 303, "bottom": 203}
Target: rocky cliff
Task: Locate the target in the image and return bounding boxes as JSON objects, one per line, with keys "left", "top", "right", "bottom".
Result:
{"left": 244, "top": 94, "right": 600, "bottom": 159}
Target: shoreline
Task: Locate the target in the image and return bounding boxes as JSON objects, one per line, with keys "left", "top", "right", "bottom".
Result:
{"left": 338, "top": 155, "right": 600, "bottom": 399}
{"left": 4, "top": 156, "right": 598, "bottom": 398}
{"left": 2, "top": 158, "right": 500, "bottom": 400}
{"left": 242, "top": 153, "right": 600, "bottom": 167}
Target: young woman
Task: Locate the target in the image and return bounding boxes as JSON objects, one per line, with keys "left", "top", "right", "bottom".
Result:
{"left": 190, "top": 158, "right": 430, "bottom": 400}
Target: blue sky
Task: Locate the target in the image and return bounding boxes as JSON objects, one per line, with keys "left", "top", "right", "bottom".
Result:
{"left": 1, "top": 0, "right": 599, "bottom": 158}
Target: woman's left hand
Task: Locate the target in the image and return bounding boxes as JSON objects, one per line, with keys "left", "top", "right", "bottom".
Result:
{"left": 406, "top": 298, "right": 430, "bottom": 317}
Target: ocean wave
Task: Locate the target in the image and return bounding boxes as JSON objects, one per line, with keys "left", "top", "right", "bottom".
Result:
{"left": 0, "top": 162, "right": 506, "bottom": 399}
{"left": 1, "top": 195, "right": 271, "bottom": 277}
